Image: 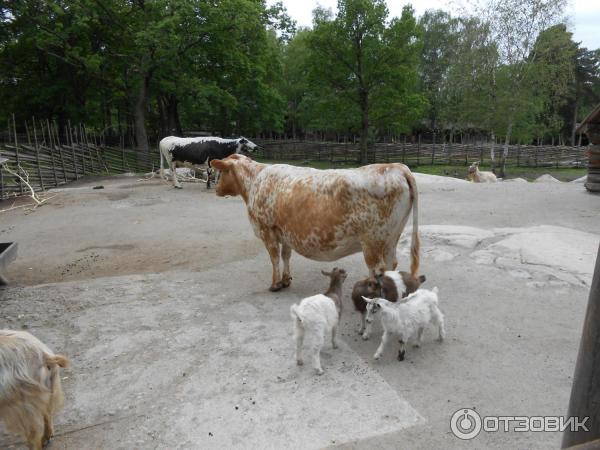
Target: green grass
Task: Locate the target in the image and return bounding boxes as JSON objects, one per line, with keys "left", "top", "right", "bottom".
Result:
{"left": 254, "top": 158, "right": 586, "bottom": 182}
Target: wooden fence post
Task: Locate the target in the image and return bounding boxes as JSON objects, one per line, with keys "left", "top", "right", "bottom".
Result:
{"left": 70, "top": 123, "right": 78, "bottom": 179}
{"left": 562, "top": 244, "right": 600, "bottom": 448}
{"left": 31, "top": 117, "right": 45, "bottom": 191}
{"left": 12, "top": 114, "right": 24, "bottom": 194}
{"left": 121, "top": 136, "right": 126, "bottom": 171}
{"left": 47, "top": 119, "right": 58, "bottom": 187}
{"left": 54, "top": 122, "right": 68, "bottom": 183}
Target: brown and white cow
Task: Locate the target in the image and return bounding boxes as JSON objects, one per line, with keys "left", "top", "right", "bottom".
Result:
{"left": 211, "top": 154, "right": 420, "bottom": 292}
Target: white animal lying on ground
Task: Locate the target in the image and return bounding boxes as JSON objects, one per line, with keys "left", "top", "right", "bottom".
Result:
{"left": 363, "top": 287, "right": 445, "bottom": 361}
{"left": 290, "top": 268, "right": 347, "bottom": 375}
{"left": 0, "top": 330, "right": 70, "bottom": 450}
{"left": 468, "top": 161, "right": 497, "bottom": 183}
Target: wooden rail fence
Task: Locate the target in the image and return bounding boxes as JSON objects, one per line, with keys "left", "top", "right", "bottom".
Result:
{"left": 255, "top": 139, "right": 588, "bottom": 168}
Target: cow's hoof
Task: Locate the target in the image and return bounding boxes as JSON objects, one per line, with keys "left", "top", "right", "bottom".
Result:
{"left": 269, "top": 283, "right": 283, "bottom": 292}
{"left": 361, "top": 332, "right": 370, "bottom": 340}
{"left": 315, "top": 368, "right": 324, "bottom": 376}
{"left": 397, "top": 350, "right": 406, "bottom": 361}
{"left": 281, "top": 277, "right": 292, "bottom": 288}
{"left": 174, "top": 186, "right": 183, "bottom": 190}
{"left": 297, "top": 359, "right": 303, "bottom": 366}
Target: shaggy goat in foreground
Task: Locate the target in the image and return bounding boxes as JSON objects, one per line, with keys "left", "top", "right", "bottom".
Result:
{"left": 290, "top": 268, "right": 347, "bottom": 375}
{"left": 352, "top": 270, "right": 426, "bottom": 340}
{"left": 363, "top": 287, "right": 445, "bottom": 361}
{"left": 0, "top": 330, "right": 70, "bottom": 450}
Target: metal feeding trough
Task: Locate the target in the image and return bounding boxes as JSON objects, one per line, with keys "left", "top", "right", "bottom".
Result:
{"left": 0, "top": 242, "right": 18, "bottom": 285}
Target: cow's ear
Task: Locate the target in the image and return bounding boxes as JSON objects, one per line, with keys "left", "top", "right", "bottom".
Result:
{"left": 211, "top": 159, "right": 231, "bottom": 171}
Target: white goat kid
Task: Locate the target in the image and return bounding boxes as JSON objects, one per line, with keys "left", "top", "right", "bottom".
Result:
{"left": 290, "top": 268, "right": 347, "bottom": 375}
{"left": 363, "top": 287, "right": 445, "bottom": 361}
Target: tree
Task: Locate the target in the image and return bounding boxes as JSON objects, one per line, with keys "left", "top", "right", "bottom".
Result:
{"left": 307, "top": 0, "right": 425, "bottom": 163}
{"left": 474, "top": 0, "right": 568, "bottom": 176}
{"left": 565, "top": 47, "right": 600, "bottom": 144}
{"left": 529, "top": 25, "right": 577, "bottom": 144}
{"left": 418, "top": 10, "right": 459, "bottom": 131}
{"left": 0, "top": 0, "right": 291, "bottom": 154}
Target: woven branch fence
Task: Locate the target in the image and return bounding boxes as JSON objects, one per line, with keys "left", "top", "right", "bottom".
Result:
{"left": 0, "top": 118, "right": 159, "bottom": 201}
{"left": 255, "top": 139, "right": 588, "bottom": 168}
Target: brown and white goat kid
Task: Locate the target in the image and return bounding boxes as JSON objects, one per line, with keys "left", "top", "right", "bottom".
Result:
{"left": 290, "top": 268, "right": 347, "bottom": 375}
{"left": 468, "top": 161, "right": 497, "bottom": 183}
{"left": 352, "top": 270, "right": 426, "bottom": 340}
{"left": 0, "top": 330, "right": 70, "bottom": 450}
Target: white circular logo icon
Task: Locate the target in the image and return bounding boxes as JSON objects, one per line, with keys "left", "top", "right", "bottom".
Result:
{"left": 450, "top": 408, "right": 482, "bottom": 440}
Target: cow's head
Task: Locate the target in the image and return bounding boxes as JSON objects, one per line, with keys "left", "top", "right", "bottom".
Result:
{"left": 211, "top": 154, "right": 252, "bottom": 198}
{"left": 237, "top": 137, "right": 259, "bottom": 155}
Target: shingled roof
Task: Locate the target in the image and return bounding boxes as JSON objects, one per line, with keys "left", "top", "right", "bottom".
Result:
{"left": 576, "top": 103, "right": 600, "bottom": 134}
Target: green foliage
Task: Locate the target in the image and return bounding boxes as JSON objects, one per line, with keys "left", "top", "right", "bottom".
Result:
{"left": 288, "top": 0, "right": 426, "bottom": 160}
{"left": 1, "top": 0, "right": 598, "bottom": 150}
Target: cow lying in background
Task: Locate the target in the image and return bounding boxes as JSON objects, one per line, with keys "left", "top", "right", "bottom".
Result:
{"left": 159, "top": 136, "right": 259, "bottom": 189}
{"left": 468, "top": 161, "right": 497, "bottom": 183}
{"left": 211, "top": 154, "right": 420, "bottom": 292}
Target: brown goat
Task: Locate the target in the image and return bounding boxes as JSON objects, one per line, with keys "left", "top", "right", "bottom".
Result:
{"left": 352, "top": 270, "right": 426, "bottom": 339}
{"left": 0, "top": 330, "right": 70, "bottom": 450}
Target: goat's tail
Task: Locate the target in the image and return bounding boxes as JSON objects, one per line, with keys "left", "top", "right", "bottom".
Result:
{"left": 46, "top": 354, "right": 70, "bottom": 369}
{"left": 290, "top": 304, "right": 302, "bottom": 323}
{"left": 406, "top": 170, "right": 420, "bottom": 277}
{"left": 432, "top": 286, "right": 439, "bottom": 296}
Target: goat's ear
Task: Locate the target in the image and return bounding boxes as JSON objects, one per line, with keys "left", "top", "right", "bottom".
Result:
{"left": 321, "top": 270, "right": 332, "bottom": 277}
{"left": 210, "top": 159, "right": 231, "bottom": 171}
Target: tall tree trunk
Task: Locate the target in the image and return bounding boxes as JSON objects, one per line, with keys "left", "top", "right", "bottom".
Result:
{"left": 133, "top": 76, "right": 150, "bottom": 159}
{"left": 490, "top": 131, "right": 496, "bottom": 172}
{"left": 499, "top": 122, "right": 512, "bottom": 178}
{"left": 571, "top": 98, "right": 579, "bottom": 146}
{"left": 166, "top": 94, "right": 182, "bottom": 136}
{"left": 359, "top": 88, "right": 369, "bottom": 165}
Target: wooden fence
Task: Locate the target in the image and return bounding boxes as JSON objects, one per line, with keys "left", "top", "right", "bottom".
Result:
{"left": 255, "top": 139, "right": 588, "bottom": 168}
{"left": 0, "top": 129, "right": 588, "bottom": 201}
{"left": 0, "top": 121, "right": 159, "bottom": 201}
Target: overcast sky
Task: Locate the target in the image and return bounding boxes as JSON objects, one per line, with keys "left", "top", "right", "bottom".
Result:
{"left": 270, "top": 0, "right": 600, "bottom": 50}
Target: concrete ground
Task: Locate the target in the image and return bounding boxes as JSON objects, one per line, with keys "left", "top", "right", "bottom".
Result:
{"left": 0, "top": 172, "right": 598, "bottom": 449}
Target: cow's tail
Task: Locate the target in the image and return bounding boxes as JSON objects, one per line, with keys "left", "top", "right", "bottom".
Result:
{"left": 406, "top": 171, "right": 420, "bottom": 277}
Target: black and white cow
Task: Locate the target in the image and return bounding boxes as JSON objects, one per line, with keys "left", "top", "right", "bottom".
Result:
{"left": 159, "top": 136, "right": 259, "bottom": 188}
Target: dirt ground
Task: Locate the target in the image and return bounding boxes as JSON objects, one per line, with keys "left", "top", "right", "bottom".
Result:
{"left": 0, "top": 172, "right": 598, "bottom": 449}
